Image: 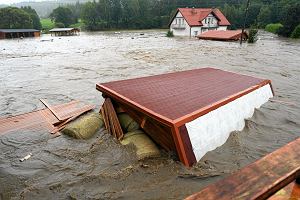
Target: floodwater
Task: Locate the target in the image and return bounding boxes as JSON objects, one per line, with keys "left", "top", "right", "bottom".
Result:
{"left": 0, "top": 30, "right": 300, "bottom": 199}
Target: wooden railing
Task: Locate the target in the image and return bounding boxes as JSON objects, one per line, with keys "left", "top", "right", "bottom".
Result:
{"left": 186, "top": 137, "right": 300, "bottom": 200}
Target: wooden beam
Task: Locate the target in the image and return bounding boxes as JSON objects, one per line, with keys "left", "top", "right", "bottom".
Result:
{"left": 40, "top": 99, "right": 63, "bottom": 121}
{"left": 185, "top": 137, "right": 300, "bottom": 200}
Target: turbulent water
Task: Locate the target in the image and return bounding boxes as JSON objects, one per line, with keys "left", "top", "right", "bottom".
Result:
{"left": 0, "top": 30, "right": 300, "bottom": 199}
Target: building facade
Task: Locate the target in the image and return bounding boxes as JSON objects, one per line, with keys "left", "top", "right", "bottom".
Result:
{"left": 0, "top": 29, "right": 40, "bottom": 39}
{"left": 169, "top": 8, "right": 231, "bottom": 37}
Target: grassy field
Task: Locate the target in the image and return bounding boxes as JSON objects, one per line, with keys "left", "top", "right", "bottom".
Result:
{"left": 41, "top": 18, "right": 55, "bottom": 31}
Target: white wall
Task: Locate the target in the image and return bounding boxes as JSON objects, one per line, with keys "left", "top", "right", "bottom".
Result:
{"left": 218, "top": 26, "right": 228, "bottom": 31}
{"left": 170, "top": 11, "right": 191, "bottom": 36}
{"left": 186, "top": 84, "right": 273, "bottom": 161}
{"left": 201, "top": 14, "right": 218, "bottom": 28}
{"left": 191, "top": 27, "right": 202, "bottom": 37}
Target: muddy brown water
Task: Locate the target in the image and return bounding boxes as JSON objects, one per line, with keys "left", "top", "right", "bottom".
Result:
{"left": 0, "top": 30, "right": 300, "bottom": 199}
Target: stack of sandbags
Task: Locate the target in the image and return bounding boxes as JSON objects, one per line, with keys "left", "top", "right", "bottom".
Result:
{"left": 118, "top": 113, "right": 160, "bottom": 160}
{"left": 62, "top": 112, "right": 104, "bottom": 139}
{"left": 118, "top": 113, "right": 140, "bottom": 132}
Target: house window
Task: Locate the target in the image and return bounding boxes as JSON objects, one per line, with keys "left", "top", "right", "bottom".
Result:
{"left": 175, "top": 19, "right": 177, "bottom": 24}
{"left": 208, "top": 18, "right": 211, "bottom": 24}
{"left": 205, "top": 18, "right": 207, "bottom": 24}
{"left": 194, "top": 31, "right": 198, "bottom": 36}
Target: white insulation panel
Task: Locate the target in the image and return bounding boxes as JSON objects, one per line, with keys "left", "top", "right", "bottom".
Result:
{"left": 185, "top": 84, "right": 273, "bottom": 161}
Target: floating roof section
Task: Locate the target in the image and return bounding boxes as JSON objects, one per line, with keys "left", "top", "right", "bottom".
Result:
{"left": 198, "top": 30, "right": 248, "bottom": 41}
{"left": 97, "top": 68, "right": 273, "bottom": 166}
{"left": 0, "top": 29, "right": 40, "bottom": 33}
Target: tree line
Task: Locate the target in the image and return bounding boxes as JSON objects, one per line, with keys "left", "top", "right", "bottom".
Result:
{"left": 0, "top": 6, "right": 41, "bottom": 30}
{"left": 65, "top": 0, "right": 300, "bottom": 37}
{"left": 0, "top": 0, "right": 299, "bottom": 38}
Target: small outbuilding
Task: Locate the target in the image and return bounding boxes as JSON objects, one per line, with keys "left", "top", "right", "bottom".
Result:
{"left": 97, "top": 68, "right": 273, "bottom": 167}
{"left": 197, "top": 30, "right": 249, "bottom": 41}
{"left": 0, "top": 29, "right": 40, "bottom": 39}
{"left": 49, "top": 28, "right": 80, "bottom": 36}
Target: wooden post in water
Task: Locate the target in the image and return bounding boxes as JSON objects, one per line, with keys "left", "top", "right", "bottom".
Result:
{"left": 240, "top": 0, "right": 251, "bottom": 45}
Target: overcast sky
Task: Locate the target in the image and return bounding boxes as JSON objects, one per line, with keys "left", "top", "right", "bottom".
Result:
{"left": 0, "top": 0, "right": 48, "bottom": 5}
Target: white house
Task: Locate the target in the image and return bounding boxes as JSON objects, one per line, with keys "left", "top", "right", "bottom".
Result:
{"left": 169, "top": 8, "right": 231, "bottom": 37}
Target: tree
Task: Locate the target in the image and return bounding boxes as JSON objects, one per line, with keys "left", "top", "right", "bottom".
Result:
{"left": 278, "top": 3, "right": 300, "bottom": 37}
{"left": 81, "top": 1, "right": 102, "bottom": 30}
{"left": 257, "top": 6, "right": 272, "bottom": 28}
{"left": 21, "top": 6, "right": 42, "bottom": 30}
{"left": 291, "top": 24, "right": 300, "bottom": 38}
{"left": 50, "top": 7, "right": 76, "bottom": 28}
{"left": 0, "top": 7, "right": 32, "bottom": 29}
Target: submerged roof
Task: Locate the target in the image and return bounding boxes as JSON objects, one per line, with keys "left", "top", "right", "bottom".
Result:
{"left": 198, "top": 30, "right": 248, "bottom": 41}
{"left": 97, "top": 68, "right": 271, "bottom": 126}
{"left": 0, "top": 29, "right": 40, "bottom": 33}
{"left": 49, "top": 28, "right": 79, "bottom": 32}
{"left": 171, "top": 8, "right": 231, "bottom": 27}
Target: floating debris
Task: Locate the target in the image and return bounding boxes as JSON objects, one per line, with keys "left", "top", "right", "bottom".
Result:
{"left": 0, "top": 100, "right": 95, "bottom": 136}
{"left": 19, "top": 153, "right": 32, "bottom": 162}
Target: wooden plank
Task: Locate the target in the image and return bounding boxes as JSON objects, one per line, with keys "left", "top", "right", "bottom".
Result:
{"left": 105, "top": 100, "right": 117, "bottom": 138}
{"left": 185, "top": 137, "right": 300, "bottom": 200}
{"left": 51, "top": 105, "right": 95, "bottom": 134}
{"left": 101, "top": 100, "right": 111, "bottom": 135}
{"left": 268, "top": 181, "right": 300, "bottom": 200}
{"left": 106, "top": 98, "right": 124, "bottom": 140}
{"left": 40, "top": 99, "right": 63, "bottom": 121}
{"left": 100, "top": 106, "right": 108, "bottom": 130}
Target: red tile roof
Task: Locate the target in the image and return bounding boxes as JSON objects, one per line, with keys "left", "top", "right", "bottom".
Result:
{"left": 174, "top": 8, "right": 231, "bottom": 27}
{"left": 198, "top": 30, "right": 248, "bottom": 41}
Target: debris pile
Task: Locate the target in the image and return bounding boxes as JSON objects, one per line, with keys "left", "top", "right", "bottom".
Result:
{"left": 0, "top": 100, "right": 95, "bottom": 137}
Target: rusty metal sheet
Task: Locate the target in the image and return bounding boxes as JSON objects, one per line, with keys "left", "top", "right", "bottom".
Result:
{"left": 185, "top": 137, "right": 300, "bottom": 200}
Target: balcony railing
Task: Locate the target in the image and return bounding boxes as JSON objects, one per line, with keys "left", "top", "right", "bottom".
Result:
{"left": 171, "top": 24, "right": 186, "bottom": 29}
{"left": 202, "top": 23, "right": 218, "bottom": 28}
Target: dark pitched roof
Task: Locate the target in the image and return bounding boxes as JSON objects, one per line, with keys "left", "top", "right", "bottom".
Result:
{"left": 0, "top": 29, "right": 40, "bottom": 33}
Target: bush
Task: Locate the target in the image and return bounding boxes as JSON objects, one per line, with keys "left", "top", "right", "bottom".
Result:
{"left": 166, "top": 30, "right": 174, "bottom": 37}
{"left": 291, "top": 24, "right": 300, "bottom": 38}
{"left": 265, "top": 23, "right": 283, "bottom": 34}
{"left": 248, "top": 28, "right": 258, "bottom": 43}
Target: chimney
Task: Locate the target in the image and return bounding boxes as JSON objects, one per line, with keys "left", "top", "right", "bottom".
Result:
{"left": 191, "top": 7, "right": 196, "bottom": 14}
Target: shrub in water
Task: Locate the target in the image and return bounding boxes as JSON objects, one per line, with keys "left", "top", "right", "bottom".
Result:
{"left": 248, "top": 28, "right": 258, "bottom": 43}
{"left": 166, "top": 30, "right": 174, "bottom": 37}
{"left": 291, "top": 24, "right": 300, "bottom": 38}
{"left": 265, "top": 23, "right": 283, "bottom": 34}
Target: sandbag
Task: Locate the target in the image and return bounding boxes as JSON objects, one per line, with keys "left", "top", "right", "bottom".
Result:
{"left": 118, "top": 113, "right": 140, "bottom": 132}
{"left": 62, "top": 112, "right": 104, "bottom": 139}
{"left": 121, "top": 130, "right": 160, "bottom": 160}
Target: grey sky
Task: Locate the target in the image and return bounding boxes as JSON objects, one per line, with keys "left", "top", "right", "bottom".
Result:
{"left": 0, "top": 0, "right": 47, "bottom": 5}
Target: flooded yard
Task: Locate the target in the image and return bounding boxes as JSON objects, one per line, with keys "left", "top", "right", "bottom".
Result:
{"left": 1, "top": 30, "right": 300, "bottom": 199}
